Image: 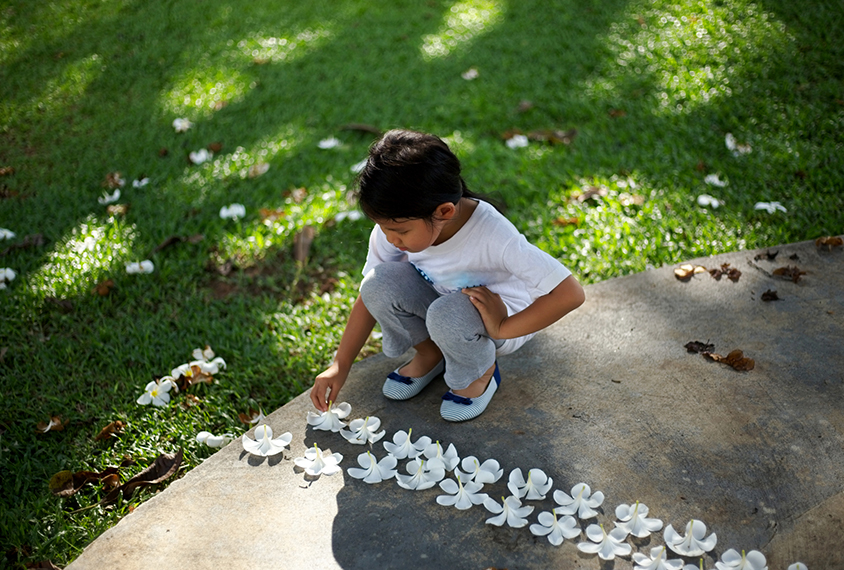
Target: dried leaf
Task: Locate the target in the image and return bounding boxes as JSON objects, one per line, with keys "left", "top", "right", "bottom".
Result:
{"left": 674, "top": 263, "right": 708, "bottom": 281}
{"left": 106, "top": 203, "right": 128, "bottom": 216}
{"left": 248, "top": 162, "right": 270, "bottom": 178}
{"left": 815, "top": 236, "right": 843, "bottom": 250}
{"left": 101, "top": 473, "right": 121, "bottom": 490}
{"left": 102, "top": 171, "right": 124, "bottom": 189}
{"left": 703, "top": 349, "right": 755, "bottom": 371}
{"left": 94, "top": 420, "right": 126, "bottom": 441}
{"left": 293, "top": 226, "right": 316, "bottom": 263}
{"left": 574, "top": 186, "right": 608, "bottom": 203}
{"left": 339, "top": 123, "right": 382, "bottom": 135}
{"left": 527, "top": 128, "right": 577, "bottom": 145}
{"left": 238, "top": 408, "right": 262, "bottom": 424}
{"left": 186, "top": 234, "right": 204, "bottom": 244}
{"left": 0, "top": 166, "right": 15, "bottom": 176}
{"left": 754, "top": 250, "right": 778, "bottom": 261}
{"left": 695, "top": 160, "right": 707, "bottom": 172}
{"left": 289, "top": 187, "right": 308, "bottom": 203}
{"left": 207, "top": 142, "right": 223, "bottom": 153}
{"left": 105, "top": 449, "right": 183, "bottom": 503}
{"left": 685, "top": 341, "right": 715, "bottom": 354}
{"left": 49, "top": 466, "right": 120, "bottom": 497}
{"left": 773, "top": 265, "right": 806, "bottom": 283}
{"left": 619, "top": 193, "right": 645, "bottom": 206}
{"left": 181, "top": 393, "right": 202, "bottom": 409}
{"left": 92, "top": 279, "right": 115, "bottom": 296}
{"left": 552, "top": 217, "right": 580, "bottom": 227}
{"left": 709, "top": 263, "right": 741, "bottom": 282}
{"left": 36, "top": 415, "right": 67, "bottom": 433}
{"left": 25, "top": 560, "right": 61, "bottom": 569}
{"left": 761, "top": 289, "right": 780, "bottom": 302}
{"left": 158, "top": 147, "right": 169, "bottom": 157}
{"left": 259, "top": 208, "right": 286, "bottom": 222}
{"left": 609, "top": 109, "right": 627, "bottom": 118}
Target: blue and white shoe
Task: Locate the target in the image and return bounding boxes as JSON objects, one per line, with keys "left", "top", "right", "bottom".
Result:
{"left": 382, "top": 359, "right": 445, "bottom": 400}
{"left": 440, "top": 362, "right": 501, "bottom": 422}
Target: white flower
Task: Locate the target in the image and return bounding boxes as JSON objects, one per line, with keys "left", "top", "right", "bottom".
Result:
{"left": 423, "top": 441, "right": 459, "bottom": 471}
{"left": 683, "top": 562, "right": 707, "bottom": 570}
{"left": 383, "top": 428, "right": 430, "bottom": 459}
{"left": 577, "top": 523, "right": 632, "bottom": 560}
{"left": 725, "top": 133, "right": 751, "bottom": 156}
{"left": 192, "top": 345, "right": 216, "bottom": 362}
{"left": 294, "top": 443, "right": 342, "bottom": 476}
{"left": 664, "top": 519, "right": 717, "bottom": 557}
{"left": 529, "top": 511, "right": 580, "bottom": 546}
{"left": 348, "top": 451, "right": 397, "bottom": 484}
{"left": 306, "top": 401, "right": 351, "bottom": 432}
{"left": 137, "top": 378, "right": 175, "bottom": 406}
{"left": 715, "top": 549, "right": 767, "bottom": 570}
{"left": 0, "top": 228, "right": 15, "bottom": 239}
{"left": 697, "top": 194, "right": 723, "bottom": 208}
{"left": 189, "top": 356, "right": 226, "bottom": 375}
{"left": 396, "top": 458, "right": 445, "bottom": 490}
{"left": 132, "top": 177, "right": 149, "bottom": 188}
{"left": 454, "top": 456, "right": 503, "bottom": 484}
{"left": 506, "top": 134, "right": 529, "bottom": 149}
{"left": 189, "top": 148, "right": 212, "bottom": 164}
{"left": 318, "top": 137, "right": 341, "bottom": 149}
{"left": 615, "top": 501, "right": 663, "bottom": 537}
{"left": 334, "top": 210, "right": 363, "bottom": 223}
{"left": 341, "top": 416, "right": 386, "bottom": 445}
{"left": 219, "top": 203, "right": 246, "bottom": 220}
{"left": 484, "top": 495, "right": 534, "bottom": 528}
{"left": 786, "top": 564, "right": 807, "bottom": 570}
{"left": 172, "top": 118, "right": 193, "bottom": 132}
{"left": 196, "top": 431, "right": 235, "bottom": 448}
{"left": 350, "top": 158, "right": 368, "bottom": 173}
{"left": 436, "top": 474, "right": 488, "bottom": 510}
{"left": 754, "top": 201, "right": 787, "bottom": 214}
{"left": 125, "top": 260, "right": 154, "bottom": 274}
{"left": 508, "top": 467, "right": 552, "bottom": 500}
{"left": 98, "top": 189, "right": 121, "bottom": 205}
{"left": 633, "top": 546, "right": 684, "bottom": 570}
{"left": 553, "top": 482, "right": 605, "bottom": 520}
{"left": 704, "top": 174, "right": 727, "bottom": 187}
{"left": 461, "top": 67, "right": 479, "bottom": 80}
{"left": 0, "top": 267, "right": 16, "bottom": 290}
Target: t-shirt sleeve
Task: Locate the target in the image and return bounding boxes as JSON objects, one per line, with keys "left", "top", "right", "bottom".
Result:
{"left": 361, "top": 225, "right": 407, "bottom": 278}
{"left": 501, "top": 234, "right": 572, "bottom": 298}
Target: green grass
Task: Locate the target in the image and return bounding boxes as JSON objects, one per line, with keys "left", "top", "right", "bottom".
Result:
{"left": 1, "top": 0, "right": 842, "bottom": 566}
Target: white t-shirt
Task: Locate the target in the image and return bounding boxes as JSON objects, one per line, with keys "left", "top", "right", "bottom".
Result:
{"left": 361, "top": 200, "right": 572, "bottom": 354}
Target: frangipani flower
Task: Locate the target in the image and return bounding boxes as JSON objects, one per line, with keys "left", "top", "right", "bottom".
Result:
{"left": 615, "top": 501, "right": 663, "bottom": 537}
{"left": 577, "top": 523, "right": 632, "bottom": 560}
{"left": 306, "top": 401, "right": 351, "bottom": 432}
{"left": 189, "top": 356, "right": 227, "bottom": 375}
{"left": 529, "top": 511, "right": 580, "bottom": 546}
{"left": 341, "top": 416, "right": 386, "bottom": 445}
{"left": 137, "top": 378, "right": 175, "bottom": 406}
{"left": 704, "top": 174, "right": 727, "bottom": 187}
{"left": 508, "top": 467, "right": 553, "bottom": 500}
{"left": 396, "top": 458, "right": 445, "bottom": 490}
{"left": 125, "top": 260, "right": 154, "bottom": 274}
{"left": 754, "top": 201, "right": 787, "bottom": 214}
{"left": 192, "top": 345, "right": 216, "bottom": 361}
{"left": 196, "top": 431, "right": 235, "bottom": 448}
{"left": 484, "top": 495, "right": 534, "bottom": 528}
{"left": 189, "top": 148, "right": 212, "bottom": 164}
{"left": 318, "top": 137, "right": 341, "bottom": 149}
{"left": 423, "top": 441, "right": 459, "bottom": 471}
{"left": 241, "top": 425, "right": 291, "bottom": 456}
{"left": 715, "top": 549, "right": 767, "bottom": 570}
{"left": 697, "top": 194, "right": 723, "bottom": 208}
{"left": 455, "top": 456, "right": 503, "bottom": 484}
{"left": 664, "top": 519, "right": 717, "bottom": 557}
{"left": 98, "top": 189, "right": 121, "bottom": 205}
{"left": 553, "top": 482, "right": 605, "bottom": 519}
{"left": 461, "top": 67, "right": 479, "bottom": 80}
{"left": 506, "top": 134, "right": 529, "bottom": 149}
{"left": 350, "top": 158, "right": 368, "bottom": 173}
{"left": 383, "top": 428, "right": 430, "bottom": 459}
{"left": 0, "top": 267, "right": 16, "bottom": 290}
{"left": 725, "top": 133, "right": 752, "bottom": 156}
{"left": 348, "top": 451, "right": 397, "bottom": 484}
{"left": 293, "top": 443, "right": 342, "bottom": 476}
{"left": 683, "top": 562, "right": 707, "bottom": 570}
{"left": 219, "top": 203, "right": 245, "bottom": 220}
{"left": 133, "top": 177, "right": 149, "bottom": 188}
{"left": 633, "top": 546, "right": 684, "bottom": 570}
{"left": 334, "top": 210, "right": 363, "bottom": 223}
{"left": 786, "top": 564, "right": 807, "bottom": 570}
{"left": 436, "top": 474, "right": 488, "bottom": 510}
{"left": 172, "top": 118, "right": 192, "bottom": 132}
{"left": 0, "top": 228, "right": 15, "bottom": 239}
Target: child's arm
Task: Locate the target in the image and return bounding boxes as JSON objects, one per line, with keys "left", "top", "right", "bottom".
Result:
{"left": 462, "top": 274, "right": 585, "bottom": 340}
{"left": 311, "top": 295, "right": 377, "bottom": 411}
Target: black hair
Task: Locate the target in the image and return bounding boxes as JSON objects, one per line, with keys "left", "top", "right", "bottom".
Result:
{"left": 356, "top": 129, "right": 486, "bottom": 221}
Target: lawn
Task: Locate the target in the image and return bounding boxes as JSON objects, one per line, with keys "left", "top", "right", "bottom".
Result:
{"left": 1, "top": 0, "right": 842, "bottom": 566}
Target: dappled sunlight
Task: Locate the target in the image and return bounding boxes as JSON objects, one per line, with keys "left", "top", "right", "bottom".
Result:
{"left": 584, "top": 0, "right": 793, "bottom": 115}
{"left": 163, "top": 65, "right": 254, "bottom": 119}
{"left": 31, "top": 215, "right": 136, "bottom": 298}
{"left": 420, "top": 0, "right": 505, "bottom": 59}
{"left": 233, "top": 27, "right": 333, "bottom": 64}
{"left": 28, "top": 54, "right": 102, "bottom": 116}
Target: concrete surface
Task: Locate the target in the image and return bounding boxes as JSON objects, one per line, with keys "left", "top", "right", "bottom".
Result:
{"left": 68, "top": 240, "right": 844, "bottom": 570}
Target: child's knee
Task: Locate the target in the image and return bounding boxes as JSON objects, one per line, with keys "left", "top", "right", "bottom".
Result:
{"left": 426, "top": 293, "right": 482, "bottom": 344}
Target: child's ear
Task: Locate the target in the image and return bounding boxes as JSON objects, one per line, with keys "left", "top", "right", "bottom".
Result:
{"left": 436, "top": 202, "right": 457, "bottom": 220}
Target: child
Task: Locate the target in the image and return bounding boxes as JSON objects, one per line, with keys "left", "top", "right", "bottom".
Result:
{"left": 311, "top": 129, "right": 585, "bottom": 421}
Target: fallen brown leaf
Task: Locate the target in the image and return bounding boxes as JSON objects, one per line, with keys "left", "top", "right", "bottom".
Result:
{"left": 753, "top": 250, "right": 778, "bottom": 261}
{"left": 703, "top": 349, "right": 755, "bottom": 371}
{"left": 552, "top": 217, "right": 580, "bottom": 227}
{"left": 49, "top": 466, "right": 120, "bottom": 497}
{"left": 158, "top": 148, "right": 169, "bottom": 157}
{"left": 181, "top": 393, "right": 202, "bottom": 409}
{"left": 0, "top": 166, "right": 15, "bottom": 176}
{"left": 574, "top": 186, "right": 608, "bottom": 203}
{"left": 94, "top": 420, "right": 126, "bottom": 441}
{"left": 104, "top": 449, "right": 183, "bottom": 503}
{"left": 101, "top": 473, "right": 121, "bottom": 490}
{"left": 289, "top": 187, "right": 308, "bottom": 203}
{"left": 674, "top": 263, "right": 708, "bottom": 281}
{"left": 207, "top": 142, "right": 223, "bottom": 153}
{"left": 238, "top": 408, "right": 263, "bottom": 424}
{"left": 248, "top": 162, "right": 270, "bottom": 178}
{"left": 773, "top": 265, "right": 806, "bottom": 283}
{"left": 527, "top": 128, "right": 577, "bottom": 145}
{"left": 259, "top": 208, "right": 286, "bottom": 222}
{"left": 709, "top": 263, "right": 741, "bottom": 282}
{"left": 102, "top": 171, "right": 124, "bottom": 189}
{"left": 36, "top": 415, "right": 68, "bottom": 433}
{"left": 609, "top": 109, "right": 627, "bottom": 118}
{"left": 293, "top": 226, "right": 316, "bottom": 263}
{"left": 815, "top": 236, "right": 843, "bottom": 250}
{"left": 684, "top": 341, "right": 715, "bottom": 354}
{"left": 92, "top": 279, "right": 115, "bottom": 296}
{"left": 106, "top": 203, "right": 128, "bottom": 216}
{"left": 695, "top": 160, "right": 707, "bottom": 172}
{"left": 761, "top": 289, "right": 780, "bottom": 302}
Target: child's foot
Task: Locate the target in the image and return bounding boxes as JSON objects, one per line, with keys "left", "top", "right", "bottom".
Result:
{"left": 451, "top": 363, "right": 496, "bottom": 398}
{"left": 383, "top": 358, "right": 444, "bottom": 401}
{"left": 440, "top": 362, "right": 501, "bottom": 422}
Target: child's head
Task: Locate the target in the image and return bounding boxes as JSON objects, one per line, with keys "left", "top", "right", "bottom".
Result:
{"left": 357, "top": 129, "right": 467, "bottom": 222}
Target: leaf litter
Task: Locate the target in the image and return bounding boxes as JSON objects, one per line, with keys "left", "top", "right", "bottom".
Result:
{"left": 685, "top": 341, "right": 755, "bottom": 371}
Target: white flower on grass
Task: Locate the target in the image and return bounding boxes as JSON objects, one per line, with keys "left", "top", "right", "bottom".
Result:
{"left": 132, "top": 177, "right": 150, "bottom": 188}
{"left": 189, "top": 356, "right": 227, "bottom": 375}
{"left": 725, "top": 133, "right": 752, "bottom": 156}
{"left": 455, "top": 456, "right": 503, "bottom": 484}
{"left": 192, "top": 345, "right": 216, "bottom": 362}
{"left": 615, "top": 501, "right": 663, "bottom": 537}
{"left": 306, "top": 401, "right": 351, "bottom": 432}
{"left": 383, "top": 428, "right": 430, "bottom": 459}
{"left": 754, "top": 201, "right": 787, "bottom": 214}
{"left": 664, "top": 519, "right": 717, "bottom": 557}
{"left": 189, "top": 148, "right": 212, "bottom": 164}
{"left": 484, "top": 495, "right": 534, "bottom": 528}
{"left": 0, "top": 267, "right": 16, "bottom": 290}
{"left": 436, "top": 474, "right": 488, "bottom": 510}
{"left": 529, "top": 511, "right": 580, "bottom": 546}
{"left": 396, "top": 458, "right": 445, "bottom": 490}
{"left": 577, "top": 524, "right": 632, "bottom": 560}
{"left": 461, "top": 67, "right": 479, "bottom": 80}
{"left": 506, "top": 134, "right": 529, "bottom": 149}
{"left": 423, "top": 441, "right": 459, "bottom": 471}
{"left": 697, "top": 194, "right": 723, "bottom": 208}
{"left": 196, "top": 431, "right": 235, "bottom": 448}
{"left": 553, "top": 482, "right": 605, "bottom": 520}
{"left": 294, "top": 443, "right": 343, "bottom": 476}
{"left": 348, "top": 451, "right": 397, "bottom": 484}
{"left": 704, "top": 174, "right": 727, "bottom": 187}
{"left": 508, "top": 467, "right": 553, "bottom": 500}
{"left": 350, "top": 158, "right": 368, "bottom": 173}
{"left": 172, "top": 118, "right": 193, "bottom": 132}
{"left": 137, "top": 378, "right": 175, "bottom": 407}
{"left": 334, "top": 210, "right": 363, "bottom": 223}
{"left": 0, "top": 228, "right": 15, "bottom": 239}
{"left": 786, "top": 564, "right": 807, "bottom": 570}
{"left": 219, "top": 203, "right": 246, "bottom": 220}
{"left": 125, "top": 260, "right": 154, "bottom": 274}
{"left": 318, "top": 137, "right": 342, "bottom": 149}
{"left": 341, "top": 416, "right": 386, "bottom": 445}
{"left": 98, "top": 189, "right": 121, "bottom": 205}
{"left": 633, "top": 546, "right": 684, "bottom": 570}
{"left": 715, "top": 549, "right": 767, "bottom": 570}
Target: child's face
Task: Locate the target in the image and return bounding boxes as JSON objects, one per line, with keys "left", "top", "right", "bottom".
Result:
{"left": 376, "top": 217, "right": 448, "bottom": 253}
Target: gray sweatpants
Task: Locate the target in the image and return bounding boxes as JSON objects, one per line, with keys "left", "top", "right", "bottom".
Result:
{"left": 360, "top": 261, "right": 503, "bottom": 390}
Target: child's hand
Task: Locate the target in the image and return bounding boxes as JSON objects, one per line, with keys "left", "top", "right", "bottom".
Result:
{"left": 311, "top": 363, "right": 347, "bottom": 412}
{"left": 462, "top": 286, "right": 508, "bottom": 339}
